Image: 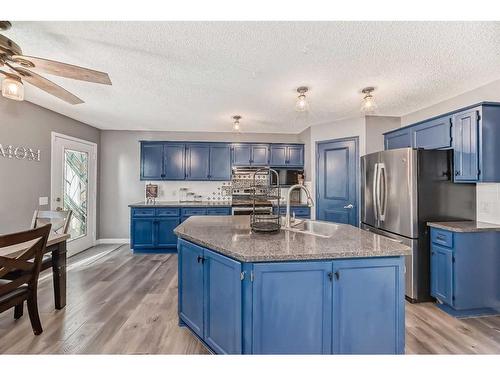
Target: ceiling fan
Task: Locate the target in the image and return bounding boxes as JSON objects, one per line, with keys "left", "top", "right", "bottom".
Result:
{"left": 0, "top": 21, "right": 111, "bottom": 104}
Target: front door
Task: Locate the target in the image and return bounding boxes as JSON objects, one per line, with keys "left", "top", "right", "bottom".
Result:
{"left": 316, "top": 138, "right": 358, "bottom": 226}
{"left": 51, "top": 133, "right": 97, "bottom": 256}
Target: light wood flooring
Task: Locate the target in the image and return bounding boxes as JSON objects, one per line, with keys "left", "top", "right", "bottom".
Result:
{"left": 0, "top": 244, "right": 499, "bottom": 354}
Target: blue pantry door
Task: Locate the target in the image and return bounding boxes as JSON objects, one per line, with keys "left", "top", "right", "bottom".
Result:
{"left": 316, "top": 138, "right": 359, "bottom": 226}
{"left": 252, "top": 262, "right": 333, "bottom": 354}
{"left": 178, "top": 240, "right": 205, "bottom": 337}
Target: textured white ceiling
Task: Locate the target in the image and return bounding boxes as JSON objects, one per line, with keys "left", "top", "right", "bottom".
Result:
{"left": 3, "top": 21, "right": 500, "bottom": 133}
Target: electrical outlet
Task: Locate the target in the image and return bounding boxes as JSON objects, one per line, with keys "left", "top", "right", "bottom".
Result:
{"left": 39, "top": 196, "right": 49, "bottom": 206}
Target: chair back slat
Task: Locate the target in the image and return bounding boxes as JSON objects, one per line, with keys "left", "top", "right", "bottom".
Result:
{"left": 0, "top": 225, "right": 51, "bottom": 295}
{"left": 32, "top": 210, "right": 72, "bottom": 234}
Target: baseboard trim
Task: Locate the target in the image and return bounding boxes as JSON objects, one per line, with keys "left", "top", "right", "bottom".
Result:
{"left": 96, "top": 238, "right": 130, "bottom": 245}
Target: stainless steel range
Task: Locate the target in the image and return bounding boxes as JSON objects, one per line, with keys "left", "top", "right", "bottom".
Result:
{"left": 231, "top": 167, "right": 273, "bottom": 215}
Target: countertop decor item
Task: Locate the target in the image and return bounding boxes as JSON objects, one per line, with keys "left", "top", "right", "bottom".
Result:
{"left": 179, "top": 187, "right": 188, "bottom": 202}
{"left": 250, "top": 168, "right": 281, "bottom": 233}
{"left": 145, "top": 183, "right": 158, "bottom": 204}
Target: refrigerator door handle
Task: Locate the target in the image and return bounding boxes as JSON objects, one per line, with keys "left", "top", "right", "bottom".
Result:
{"left": 373, "top": 163, "right": 380, "bottom": 221}
{"left": 379, "top": 163, "right": 387, "bottom": 221}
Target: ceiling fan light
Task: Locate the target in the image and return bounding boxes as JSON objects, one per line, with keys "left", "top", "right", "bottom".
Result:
{"left": 2, "top": 76, "right": 24, "bottom": 101}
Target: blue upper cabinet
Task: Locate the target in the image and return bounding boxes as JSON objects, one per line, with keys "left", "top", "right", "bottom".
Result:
{"left": 250, "top": 144, "right": 269, "bottom": 166}
{"left": 270, "top": 144, "right": 304, "bottom": 167}
{"left": 384, "top": 128, "right": 411, "bottom": 150}
{"left": 453, "top": 109, "right": 479, "bottom": 182}
{"left": 383, "top": 103, "right": 500, "bottom": 182}
{"left": 208, "top": 144, "right": 232, "bottom": 180}
{"left": 186, "top": 144, "right": 210, "bottom": 180}
{"left": 252, "top": 261, "right": 333, "bottom": 354}
{"left": 232, "top": 143, "right": 269, "bottom": 166}
{"left": 141, "top": 141, "right": 304, "bottom": 179}
{"left": 163, "top": 143, "right": 186, "bottom": 180}
{"left": 140, "top": 142, "right": 164, "bottom": 180}
{"left": 411, "top": 116, "right": 452, "bottom": 150}
{"left": 287, "top": 145, "right": 304, "bottom": 166}
{"left": 231, "top": 144, "right": 252, "bottom": 166}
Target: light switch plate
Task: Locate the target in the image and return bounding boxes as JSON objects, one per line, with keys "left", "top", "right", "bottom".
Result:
{"left": 39, "top": 196, "right": 49, "bottom": 206}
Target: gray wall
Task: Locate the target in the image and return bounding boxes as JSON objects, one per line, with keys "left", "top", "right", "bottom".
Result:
{"left": 99, "top": 130, "right": 300, "bottom": 239}
{"left": 0, "top": 97, "right": 100, "bottom": 235}
{"left": 401, "top": 78, "right": 500, "bottom": 125}
{"left": 365, "top": 116, "right": 401, "bottom": 154}
{"left": 298, "top": 126, "right": 311, "bottom": 178}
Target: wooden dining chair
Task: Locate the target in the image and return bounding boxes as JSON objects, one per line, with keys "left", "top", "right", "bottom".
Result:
{"left": 0, "top": 224, "right": 51, "bottom": 335}
{"left": 31, "top": 210, "right": 72, "bottom": 235}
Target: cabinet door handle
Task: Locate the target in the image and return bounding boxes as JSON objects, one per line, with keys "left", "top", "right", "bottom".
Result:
{"left": 197, "top": 255, "right": 205, "bottom": 264}
{"left": 334, "top": 271, "right": 340, "bottom": 280}
{"left": 455, "top": 170, "right": 460, "bottom": 176}
{"left": 161, "top": 173, "right": 166, "bottom": 178}
{"left": 328, "top": 272, "right": 333, "bottom": 282}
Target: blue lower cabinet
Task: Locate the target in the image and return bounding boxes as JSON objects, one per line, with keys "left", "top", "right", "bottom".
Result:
{"left": 430, "top": 244, "right": 454, "bottom": 305}
{"left": 156, "top": 217, "right": 181, "bottom": 248}
{"left": 204, "top": 249, "right": 242, "bottom": 354}
{"left": 332, "top": 257, "right": 405, "bottom": 354}
{"left": 130, "top": 218, "right": 155, "bottom": 249}
{"left": 177, "top": 238, "right": 405, "bottom": 354}
{"left": 273, "top": 206, "right": 311, "bottom": 219}
{"left": 252, "top": 262, "right": 333, "bottom": 354}
{"left": 430, "top": 228, "right": 500, "bottom": 316}
{"left": 178, "top": 240, "right": 205, "bottom": 337}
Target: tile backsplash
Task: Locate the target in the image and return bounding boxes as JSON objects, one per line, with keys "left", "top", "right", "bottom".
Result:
{"left": 147, "top": 181, "right": 232, "bottom": 202}
{"left": 477, "top": 183, "right": 500, "bottom": 224}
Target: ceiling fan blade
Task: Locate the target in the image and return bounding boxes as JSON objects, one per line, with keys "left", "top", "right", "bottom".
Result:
{"left": 11, "top": 55, "right": 112, "bottom": 85}
{"left": 8, "top": 65, "right": 84, "bottom": 105}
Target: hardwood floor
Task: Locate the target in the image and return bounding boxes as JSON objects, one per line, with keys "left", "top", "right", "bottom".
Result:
{"left": 0, "top": 244, "right": 498, "bottom": 354}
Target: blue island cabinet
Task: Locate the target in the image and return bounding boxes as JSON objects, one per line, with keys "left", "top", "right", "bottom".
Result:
{"left": 177, "top": 238, "right": 406, "bottom": 354}
{"left": 252, "top": 262, "right": 333, "bottom": 354}
{"left": 178, "top": 240, "right": 242, "bottom": 354}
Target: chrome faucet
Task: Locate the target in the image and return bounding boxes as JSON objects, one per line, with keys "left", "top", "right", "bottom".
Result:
{"left": 285, "top": 184, "right": 314, "bottom": 228}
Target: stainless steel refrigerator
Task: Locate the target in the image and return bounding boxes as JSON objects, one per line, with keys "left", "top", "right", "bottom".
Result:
{"left": 361, "top": 148, "right": 476, "bottom": 302}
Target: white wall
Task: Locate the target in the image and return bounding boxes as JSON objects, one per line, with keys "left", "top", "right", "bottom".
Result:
{"left": 99, "top": 130, "right": 301, "bottom": 239}
{"left": 401, "top": 78, "right": 500, "bottom": 224}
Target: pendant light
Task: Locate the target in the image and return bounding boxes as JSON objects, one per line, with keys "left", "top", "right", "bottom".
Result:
{"left": 232, "top": 115, "right": 242, "bottom": 132}
{"left": 360, "top": 87, "right": 377, "bottom": 114}
{"left": 2, "top": 76, "right": 24, "bottom": 101}
{"left": 295, "top": 86, "right": 309, "bottom": 112}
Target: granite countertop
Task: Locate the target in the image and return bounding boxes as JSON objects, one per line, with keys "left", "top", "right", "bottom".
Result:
{"left": 174, "top": 216, "right": 411, "bottom": 262}
{"left": 427, "top": 221, "right": 500, "bottom": 233}
{"left": 129, "top": 201, "right": 231, "bottom": 208}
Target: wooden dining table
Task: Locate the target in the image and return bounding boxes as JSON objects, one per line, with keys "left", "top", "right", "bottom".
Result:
{"left": 0, "top": 232, "right": 70, "bottom": 310}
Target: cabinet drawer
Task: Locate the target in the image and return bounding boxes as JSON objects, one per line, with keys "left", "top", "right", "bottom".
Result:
{"left": 132, "top": 208, "right": 155, "bottom": 217}
{"left": 206, "top": 207, "right": 231, "bottom": 215}
{"left": 292, "top": 207, "right": 310, "bottom": 216}
{"left": 156, "top": 208, "right": 180, "bottom": 217}
{"left": 182, "top": 208, "right": 207, "bottom": 216}
{"left": 431, "top": 229, "right": 453, "bottom": 248}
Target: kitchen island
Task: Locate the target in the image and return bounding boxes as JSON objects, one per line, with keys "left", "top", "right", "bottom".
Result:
{"left": 174, "top": 216, "right": 411, "bottom": 354}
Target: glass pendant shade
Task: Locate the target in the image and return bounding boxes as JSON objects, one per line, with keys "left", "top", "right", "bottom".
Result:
{"left": 295, "top": 94, "right": 309, "bottom": 112}
{"left": 2, "top": 77, "right": 24, "bottom": 101}
{"left": 361, "top": 93, "right": 377, "bottom": 113}
{"left": 232, "top": 115, "right": 241, "bottom": 132}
